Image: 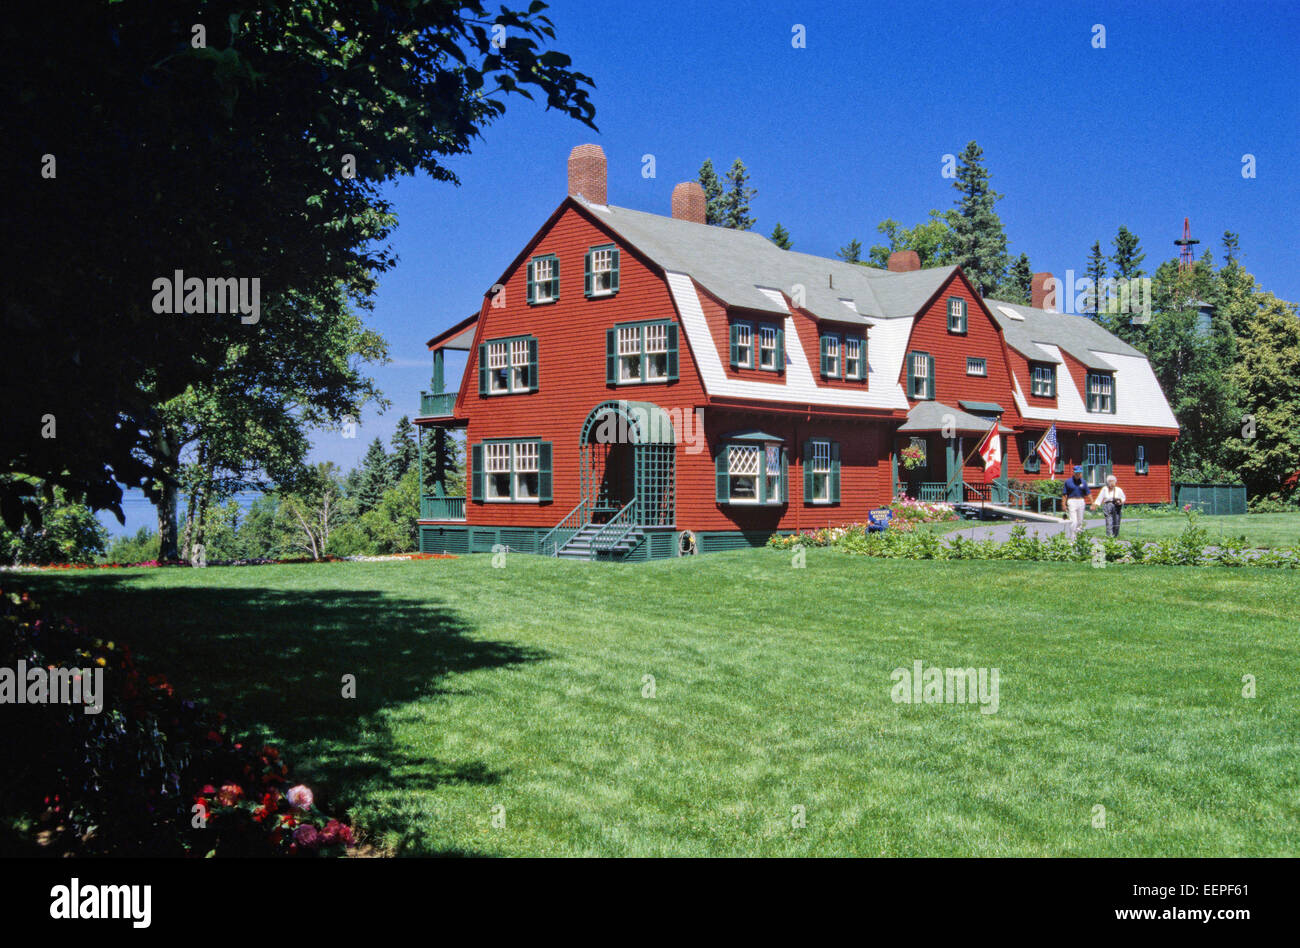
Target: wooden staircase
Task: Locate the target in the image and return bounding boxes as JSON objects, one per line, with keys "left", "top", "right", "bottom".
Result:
{"left": 555, "top": 522, "right": 644, "bottom": 560}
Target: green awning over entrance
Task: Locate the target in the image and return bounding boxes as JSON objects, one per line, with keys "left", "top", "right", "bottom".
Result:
{"left": 959, "top": 400, "right": 1005, "bottom": 414}
{"left": 721, "top": 429, "right": 783, "bottom": 443}
{"left": 898, "top": 401, "right": 1015, "bottom": 434}
{"left": 582, "top": 400, "right": 677, "bottom": 445}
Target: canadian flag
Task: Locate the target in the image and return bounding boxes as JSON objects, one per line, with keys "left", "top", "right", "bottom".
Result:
{"left": 975, "top": 420, "right": 1002, "bottom": 484}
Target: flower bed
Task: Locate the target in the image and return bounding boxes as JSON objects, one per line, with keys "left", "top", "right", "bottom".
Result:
{"left": 1, "top": 589, "right": 359, "bottom": 856}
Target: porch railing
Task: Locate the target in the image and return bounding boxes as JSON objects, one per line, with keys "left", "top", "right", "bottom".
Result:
{"left": 590, "top": 498, "right": 638, "bottom": 556}
{"left": 915, "top": 482, "right": 949, "bottom": 503}
{"left": 419, "top": 391, "right": 456, "bottom": 417}
{"left": 419, "top": 495, "right": 466, "bottom": 521}
{"left": 539, "top": 500, "right": 590, "bottom": 557}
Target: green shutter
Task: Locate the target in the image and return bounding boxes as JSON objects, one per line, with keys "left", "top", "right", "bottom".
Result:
{"left": 926, "top": 354, "right": 936, "bottom": 399}
{"left": 549, "top": 256, "right": 560, "bottom": 301}
{"left": 715, "top": 447, "right": 729, "bottom": 503}
{"left": 478, "top": 343, "right": 487, "bottom": 396}
{"left": 906, "top": 352, "right": 916, "bottom": 397}
{"left": 775, "top": 327, "right": 785, "bottom": 374}
{"left": 610, "top": 248, "right": 620, "bottom": 292}
{"left": 606, "top": 329, "right": 616, "bottom": 385}
{"left": 829, "top": 442, "right": 841, "bottom": 504}
{"left": 527, "top": 337, "right": 538, "bottom": 391}
{"left": 803, "top": 441, "right": 814, "bottom": 502}
{"left": 526, "top": 260, "right": 535, "bottom": 304}
{"left": 756, "top": 449, "right": 766, "bottom": 504}
{"left": 471, "top": 444, "right": 483, "bottom": 502}
{"left": 538, "top": 441, "right": 552, "bottom": 502}
{"left": 780, "top": 449, "right": 789, "bottom": 503}
{"left": 729, "top": 324, "right": 740, "bottom": 368}
{"left": 666, "top": 323, "right": 678, "bottom": 381}
{"left": 583, "top": 249, "right": 593, "bottom": 297}
{"left": 820, "top": 335, "right": 830, "bottom": 376}
{"left": 860, "top": 335, "right": 869, "bottom": 383}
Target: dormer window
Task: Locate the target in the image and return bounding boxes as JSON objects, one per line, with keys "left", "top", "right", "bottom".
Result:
{"left": 1086, "top": 371, "right": 1115, "bottom": 413}
{"left": 822, "top": 334, "right": 840, "bottom": 377}
{"left": 1030, "top": 363, "right": 1056, "bottom": 397}
{"left": 730, "top": 322, "right": 753, "bottom": 368}
{"left": 844, "top": 337, "right": 863, "bottom": 380}
{"left": 759, "top": 325, "right": 777, "bottom": 369}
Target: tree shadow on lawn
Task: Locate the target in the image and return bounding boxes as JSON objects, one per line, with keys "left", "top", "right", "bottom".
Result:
{"left": 14, "top": 573, "right": 547, "bottom": 855}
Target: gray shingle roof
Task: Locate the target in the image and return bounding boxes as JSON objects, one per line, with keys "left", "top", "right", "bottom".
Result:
{"left": 897, "top": 401, "right": 1015, "bottom": 434}
{"left": 984, "top": 298, "right": 1141, "bottom": 370}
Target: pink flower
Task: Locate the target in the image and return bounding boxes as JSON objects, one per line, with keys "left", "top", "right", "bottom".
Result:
{"left": 286, "top": 784, "right": 314, "bottom": 810}
{"left": 293, "top": 824, "right": 320, "bottom": 847}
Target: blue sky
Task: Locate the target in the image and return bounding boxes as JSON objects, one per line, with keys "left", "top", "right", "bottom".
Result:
{"left": 104, "top": 0, "right": 1300, "bottom": 534}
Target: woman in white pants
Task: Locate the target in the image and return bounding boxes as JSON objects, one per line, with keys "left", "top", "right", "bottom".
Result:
{"left": 1093, "top": 475, "right": 1127, "bottom": 537}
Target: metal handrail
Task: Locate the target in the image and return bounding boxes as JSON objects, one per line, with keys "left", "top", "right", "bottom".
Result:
{"left": 539, "top": 500, "right": 589, "bottom": 557}
{"left": 589, "top": 498, "right": 637, "bottom": 556}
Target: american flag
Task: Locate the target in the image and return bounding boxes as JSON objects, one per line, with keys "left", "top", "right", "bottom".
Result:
{"left": 1036, "top": 424, "right": 1059, "bottom": 477}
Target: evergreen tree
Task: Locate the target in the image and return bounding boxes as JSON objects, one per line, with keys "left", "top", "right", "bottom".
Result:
{"left": 352, "top": 437, "right": 393, "bottom": 514}
{"left": 389, "top": 416, "right": 419, "bottom": 483}
{"left": 866, "top": 210, "right": 957, "bottom": 269}
{"left": 770, "top": 222, "right": 792, "bottom": 250}
{"left": 837, "top": 239, "right": 863, "bottom": 263}
{"left": 1085, "top": 241, "right": 1108, "bottom": 316}
{"left": 949, "top": 141, "right": 1009, "bottom": 297}
{"left": 697, "top": 159, "right": 726, "bottom": 226}
{"left": 720, "top": 158, "right": 757, "bottom": 230}
{"left": 1110, "top": 225, "right": 1146, "bottom": 280}
{"left": 996, "top": 253, "right": 1033, "bottom": 304}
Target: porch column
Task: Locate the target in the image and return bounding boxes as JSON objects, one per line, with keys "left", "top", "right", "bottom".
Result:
{"left": 432, "top": 349, "right": 445, "bottom": 395}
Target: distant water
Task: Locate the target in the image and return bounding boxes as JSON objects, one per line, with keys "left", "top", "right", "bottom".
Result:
{"left": 96, "top": 490, "right": 264, "bottom": 538}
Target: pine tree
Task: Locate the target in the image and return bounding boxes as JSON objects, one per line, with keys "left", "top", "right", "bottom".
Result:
{"left": 1110, "top": 225, "right": 1146, "bottom": 280}
{"left": 352, "top": 437, "right": 392, "bottom": 514}
{"left": 770, "top": 222, "right": 792, "bottom": 250}
{"left": 389, "top": 416, "right": 418, "bottom": 483}
{"left": 720, "top": 158, "right": 757, "bottom": 230}
{"left": 697, "top": 159, "right": 725, "bottom": 226}
{"left": 1085, "top": 241, "right": 1108, "bottom": 316}
{"left": 949, "top": 141, "right": 1009, "bottom": 297}
{"left": 996, "top": 253, "right": 1033, "bottom": 304}
{"left": 837, "top": 239, "right": 862, "bottom": 263}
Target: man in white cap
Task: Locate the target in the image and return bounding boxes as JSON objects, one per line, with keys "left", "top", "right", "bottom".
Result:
{"left": 1093, "top": 474, "right": 1127, "bottom": 537}
{"left": 1062, "top": 465, "right": 1091, "bottom": 538}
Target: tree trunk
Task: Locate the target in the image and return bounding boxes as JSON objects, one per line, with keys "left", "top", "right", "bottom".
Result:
{"left": 154, "top": 425, "right": 181, "bottom": 561}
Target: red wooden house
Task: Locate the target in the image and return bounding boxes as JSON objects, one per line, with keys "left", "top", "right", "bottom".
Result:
{"left": 414, "top": 145, "right": 1179, "bottom": 559}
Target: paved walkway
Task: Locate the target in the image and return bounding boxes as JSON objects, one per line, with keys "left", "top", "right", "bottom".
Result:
{"left": 948, "top": 517, "right": 1104, "bottom": 543}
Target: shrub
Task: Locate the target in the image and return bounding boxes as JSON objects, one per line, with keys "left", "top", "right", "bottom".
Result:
{"left": 0, "top": 590, "right": 357, "bottom": 856}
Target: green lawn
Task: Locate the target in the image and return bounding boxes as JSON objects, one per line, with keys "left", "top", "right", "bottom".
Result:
{"left": 14, "top": 551, "right": 1300, "bottom": 856}
{"left": 1086, "top": 512, "right": 1300, "bottom": 548}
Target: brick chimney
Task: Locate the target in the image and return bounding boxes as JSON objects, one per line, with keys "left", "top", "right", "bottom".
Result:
{"left": 671, "top": 181, "right": 707, "bottom": 224}
{"left": 1031, "top": 272, "right": 1057, "bottom": 311}
{"left": 887, "top": 250, "right": 921, "bottom": 272}
{"left": 567, "top": 144, "right": 607, "bottom": 204}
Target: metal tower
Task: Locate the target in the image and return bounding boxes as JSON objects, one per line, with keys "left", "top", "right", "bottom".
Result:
{"left": 1174, "top": 217, "right": 1199, "bottom": 272}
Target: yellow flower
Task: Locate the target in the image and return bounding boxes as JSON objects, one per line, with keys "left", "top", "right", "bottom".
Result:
{"left": 96, "top": 657, "right": 107, "bottom": 667}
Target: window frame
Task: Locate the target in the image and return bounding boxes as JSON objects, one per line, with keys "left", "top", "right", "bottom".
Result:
{"left": 471, "top": 438, "right": 552, "bottom": 504}
{"left": 478, "top": 335, "right": 538, "bottom": 396}
{"left": 803, "top": 438, "right": 841, "bottom": 506}
{"left": 527, "top": 253, "right": 560, "bottom": 305}
{"left": 1030, "top": 362, "right": 1056, "bottom": 398}
{"left": 731, "top": 321, "right": 754, "bottom": 369}
{"left": 1135, "top": 443, "right": 1149, "bottom": 475}
{"left": 907, "top": 350, "right": 935, "bottom": 400}
{"left": 947, "top": 297, "right": 968, "bottom": 334}
{"left": 584, "top": 244, "right": 620, "bottom": 298}
{"left": 966, "top": 356, "right": 987, "bottom": 377}
{"left": 1023, "top": 437, "right": 1041, "bottom": 473}
{"left": 607, "top": 319, "right": 678, "bottom": 386}
{"left": 1086, "top": 371, "right": 1115, "bottom": 414}
{"left": 715, "top": 439, "right": 788, "bottom": 506}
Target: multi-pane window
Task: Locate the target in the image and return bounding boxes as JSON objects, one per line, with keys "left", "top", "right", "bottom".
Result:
{"left": 948, "top": 297, "right": 967, "bottom": 333}
{"left": 1023, "top": 438, "right": 1041, "bottom": 473}
{"left": 1085, "top": 442, "right": 1111, "bottom": 487}
{"left": 618, "top": 326, "right": 642, "bottom": 382}
{"left": 510, "top": 338, "right": 530, "bottom": 391}
{"left": 530, "top": 255, "right": 557, "bottom": 303}
{"left": 1030, "top": 363, "right": 1055, "bottom": 397}
{"left": 607, "top": 321, "right": 677, "bottom": 385}
{"left": 728, "top": 444, "right": 760, "bottom": 502}
{"left": 473, "top": 440, "right": 551, "bottom": 503}
{"left": 1136, "top": 443, "right": 1149, "bottom": 475}
{"left": 909, "top": 351, "right": 934, "bottom": 399}
{"left": 844, "top": 337, "right": 863, "bottom": 380}
{"left": 823, "top": 335, "right": 840, "bottom": 377}
{"left": 734, "top": 323, "right": 753, "bottom": 367}
{"left": 644, "top": 323, "right": 669, "bottom": 381}
{"left": 589, "top": 247, "right": 615, "bottom": 295}
{"left": 765, "top": 445, "right": 783, "bottom": 503}
{"left": 484, "top": 442, "right": 513, "bottom": 500}
{"left": 966, "top": 356, "right": 986, "bottom": 377}
{"left": 487, "top": 342, "right": 510, "bottom": 394}
{"left": 512, "top": 441, "right": 539, "bottom": 501}
{"left": 759, "top": 326, "right": 777, "bottom": 369}
{"left": 1086, "top": 372, "right": 1114, "bottom": 413}
{"left": 480, "top": 336, "right": 537, "bottom": 395}
{"left": 809, "top": 440, "right": 831, "bottom": 502}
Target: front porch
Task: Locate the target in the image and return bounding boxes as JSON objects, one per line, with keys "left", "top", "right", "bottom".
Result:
{"left": 895, "top": 401, "right": 1016, "bottom": 508}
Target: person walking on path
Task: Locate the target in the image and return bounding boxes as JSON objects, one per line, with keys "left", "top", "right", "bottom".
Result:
{"left": 1093, "top": 474, "right": 1126, "bottom": 537}
{"left": 1063, "top": 465, "right": 1091, "bottom": 538}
